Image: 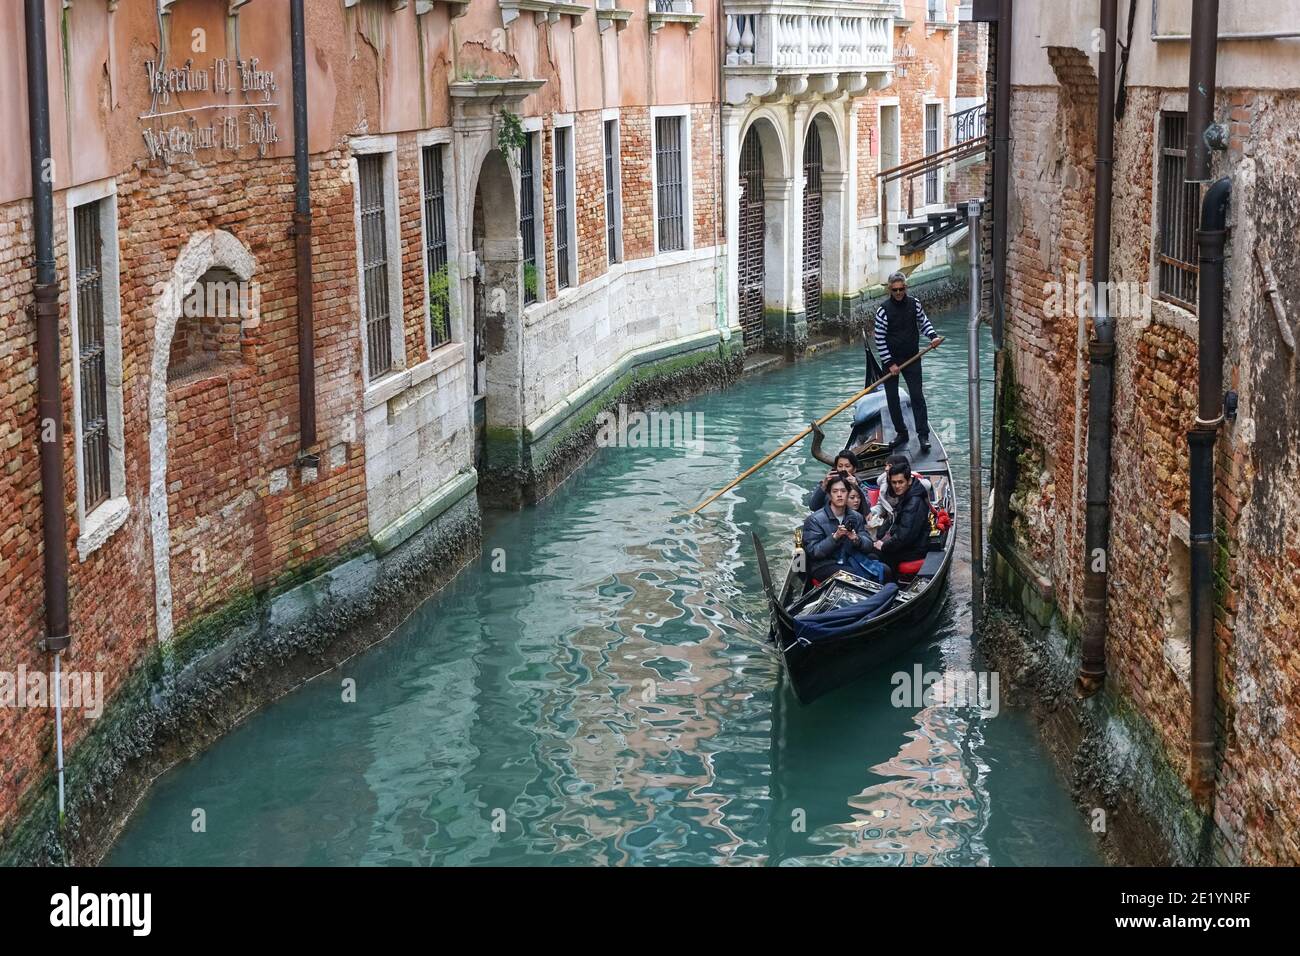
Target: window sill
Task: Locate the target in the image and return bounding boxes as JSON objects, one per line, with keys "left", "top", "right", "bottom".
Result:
{"left": 77, "top": 496, "right": 130, "bottom": 562}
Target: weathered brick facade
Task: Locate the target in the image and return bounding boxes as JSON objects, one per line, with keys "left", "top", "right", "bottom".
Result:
{"left": 988, "top": 15, "right": 1300, "bottom": 864}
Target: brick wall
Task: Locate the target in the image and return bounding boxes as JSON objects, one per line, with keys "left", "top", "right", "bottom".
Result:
{"left": 997, "top": 62, "right": 1300, "bottom": 863}
{"left": 620, "top": 107, "right": 654, "bottom": 261}
{"left": 0, "top": 148, "right": 371, "bottom": 830}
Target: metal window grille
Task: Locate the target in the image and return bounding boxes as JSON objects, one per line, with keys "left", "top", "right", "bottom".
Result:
{"left": 655, "top": 0, "right": 676, "bottom": 11}
{"left": 422, "top": 145, "right": 451, "bottom": 348}
{"left": 802, "top": 130, "right": 824, "bottom": 328}
{"left": 358, "top": 154, "right": 393, "bottom": 378}
{"left": 605, "top": 119, "right": 620, "bottom": 264}
{"left": 655, "top": 116, "right": 686, "bottom": 252}
{"left": 520, "top": 131, "right": 538, "bottom": 304}
{"left": 74, "top": 200, "right": 111, "bottom": 512}
{"left": 555, "top": 126, "right": 572, "bottom": 289}
{"left": 927, "top": 0, "right": 943, "bottom": 20}
{"left": 738, "top": 127, "right": 766, "bottom": 351}
{"left": 924, "top": 104, "right": 941, "bottom": 205}
{"left": 1157, "top": 112, "right": 1200, "bottom": 311}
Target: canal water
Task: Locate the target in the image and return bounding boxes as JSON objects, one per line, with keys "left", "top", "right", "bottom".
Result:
{"left": 110, "top": 301, "right": 1100, "bottom": 866}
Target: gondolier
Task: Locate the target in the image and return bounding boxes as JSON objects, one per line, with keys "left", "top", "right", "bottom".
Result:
{"left": 873, "top": 272, "right": 940, "bottom": 455}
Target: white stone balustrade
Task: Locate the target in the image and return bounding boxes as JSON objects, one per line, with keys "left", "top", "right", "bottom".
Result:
{"left": 724, "top": 1, "right": 894, "bottom": 103}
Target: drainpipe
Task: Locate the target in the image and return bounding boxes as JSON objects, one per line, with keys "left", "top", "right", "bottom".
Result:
{"left": 1186, "top": 0, "right": 1228, "bottom": 805}
{"left": 1077, "top": 0, "right": 1119, "bottom": 696}
{"left": 967, "top": 199, "right": 985, "bottom": 629}
{"left": 25, "top": 0, "right": 71, "bottom": 833}
{"left": 989, "top": 0, "right": 1013, "bottom": 348}
{"left": 290, "top": 0, "right": 318, "bottom": 461}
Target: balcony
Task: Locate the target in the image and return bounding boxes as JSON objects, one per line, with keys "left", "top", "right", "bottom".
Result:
{"left": 723, "top": 1, "right": 896, "bottom": 105}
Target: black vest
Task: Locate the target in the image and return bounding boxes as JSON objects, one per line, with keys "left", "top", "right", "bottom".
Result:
{"left": 882, "top": 294, "right": 921, "bottom": 361}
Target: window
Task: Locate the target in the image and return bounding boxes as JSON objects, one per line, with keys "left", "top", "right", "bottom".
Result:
{"left": 1157, "top": 112, "right": 1200, "bottom": 311}
{"left": 357, "top": 152, "right": 395, "bottom": 378}
{"left": 73, "top": 201, "right": 111, "bottom": 512}
{"left": 604, "top": 118, "right": 622, "bottom": 264}
{"left": 554, "top": 125, "right": 574, "bottom": 289}
{"left": 422, "top": 144, "right": 451, "bottom": 349}
{"left": 67, "top": 181, "right": 128, "bottom": 558}
{"left": 924, "top": 103, "right": 941, "bottom": 205}
{"left": 520, "top": 130, "right": 539, "bottom": 305}
{"left": 655, "top": 115, "right": 686, "bottom": 252}
{"left": 927, "top": 0, "right": 944, "bottom": 20}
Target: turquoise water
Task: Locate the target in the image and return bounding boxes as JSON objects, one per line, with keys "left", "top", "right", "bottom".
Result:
{"left": 109, "top": 304, "right": 1100, "bottom": 866}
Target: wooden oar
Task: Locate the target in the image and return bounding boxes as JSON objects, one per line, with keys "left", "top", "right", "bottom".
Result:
{"left": 686, "top": 337, "right": 944, "bottom": 515}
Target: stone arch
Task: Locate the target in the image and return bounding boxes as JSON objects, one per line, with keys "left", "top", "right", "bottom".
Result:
{"left": 803, "top": 109, "right": 849, "bottom": 322}
{"left": 149, "top": 228, "right": 257, "bottom": 642}
{"left": 736, "top": 112, "right": 791, "bottom": 350}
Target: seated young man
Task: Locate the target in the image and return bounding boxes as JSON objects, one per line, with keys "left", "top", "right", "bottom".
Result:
{"left": 803, "top": 449, "right": 860, "bottom": 511}
{"left": 800, "top": 475, "right": 872, "bottom": 585}
{"left": 870, "top": 460, "right": 931, "bottom": 573}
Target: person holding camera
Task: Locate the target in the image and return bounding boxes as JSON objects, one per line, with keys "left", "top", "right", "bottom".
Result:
{"left": 800, "top": 475, "right": 872, "bottom": 585}
{"left": 803, "top": 449, "right": 861, "bottom": 511}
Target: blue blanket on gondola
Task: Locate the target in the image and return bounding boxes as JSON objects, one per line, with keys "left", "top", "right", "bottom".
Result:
{"left": 792, "top": 584, "right": 899, "bottom": 643}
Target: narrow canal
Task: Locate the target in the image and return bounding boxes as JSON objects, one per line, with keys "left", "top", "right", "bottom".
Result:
{"left": 110, "top": 300, "right": 1100, "bottom": 866}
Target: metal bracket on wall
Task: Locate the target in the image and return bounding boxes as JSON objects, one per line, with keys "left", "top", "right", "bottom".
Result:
{"left": 1254, "top": 247, "right": 1296, "bottom": 355}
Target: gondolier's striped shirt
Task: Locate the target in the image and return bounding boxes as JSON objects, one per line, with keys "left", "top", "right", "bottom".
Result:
{"left": 874, "top": 298, "right": 937, "bottom": 366}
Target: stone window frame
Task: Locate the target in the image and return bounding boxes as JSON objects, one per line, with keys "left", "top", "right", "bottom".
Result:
{"left": 921, "top": 95, "right": 946, "bottom": 210}
{"left": 350, "top": 134, "right": 406, "bottom": 390}
{"left": 520, "top": 116, "right": 548, "bottom": 307}
{"left": 602, "top": 108, "right": 624, "bottom": 266}
{"left": 416, "top": 127, "right": 460, "bottom": 356}
{"left": 649, "top": 104, "right": 695, "bottom": 258}
{"left": 551, "top": 113, "right": 578, "bottom": 292}
{"left": 1147, "top": 92, "right": 1200, "bottom": 337}
{"left": 874, "top": 96, "right": 902, "bottom": 234}
{"left": 65, "top": 177, "right": 129, "bottom": 562}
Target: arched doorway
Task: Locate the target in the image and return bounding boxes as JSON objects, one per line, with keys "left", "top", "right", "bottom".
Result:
{"left": 801, "top": 127, "right": 824, "bottom": 330}
{"left": 461, "top": 146, "right": 523, "bottom": 490}
{"left": 738, "top": 127, "right": 766, "bottom": 351}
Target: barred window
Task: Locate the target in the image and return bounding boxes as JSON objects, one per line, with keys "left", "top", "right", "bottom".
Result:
{"left": 74, "top": 200, "right": 110, "bottom": 512}
{"left": 1157, "top": 112, "right": 1200, "bottom": 312}
{"left": 655, "top": 115, "right": 686, "bottom": 252}
{"left": 604, "top": 119, "right": 622, "bottom": 265}
{"left": 357, "top": 153, "right": 394, "bottom": 378}
{"left": 520, "top": 131, "right": 538, "bottom": 305}
{"left": 924, "top": 103, "right": 941, "bottom": 205}
{"left": 555, "top": 125, "right": 572, "bottom": 289}
{"left": 422, "top": 144, "right": 451, "bottom": 349}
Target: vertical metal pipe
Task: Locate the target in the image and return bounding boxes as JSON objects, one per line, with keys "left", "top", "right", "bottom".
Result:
{"left": 26, "top": 0, "right": 70, "bottom": 653}
{"left": 1077, "top": 0, "right": 1120, "bottom": 695}
{"left": 990, "top": 0, "right": 1013, "bottom": 348}
{"left": 1189, "top": 177, "right": 1230, "bottom": 804}
{"left": 1185, "top": 0, "right": 1220, "bottom": 183}
{"left": 967, "top": 200, "right": 984, "bottom": 629}
{"left": 26, "top": 0, "right": 71, "bottom": 833}
{"left": 291, "top": 0, "right": 317, "bottom": 454}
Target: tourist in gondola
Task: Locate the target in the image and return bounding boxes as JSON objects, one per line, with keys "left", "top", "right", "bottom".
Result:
{"left": 800, "top": 475, "right": 871, "bottom": 585}
{"left": 871, "top": 460, "right": 932, "bottom": 571}
{"left": 803, "top": 449, "right": 861, "bottom": 511}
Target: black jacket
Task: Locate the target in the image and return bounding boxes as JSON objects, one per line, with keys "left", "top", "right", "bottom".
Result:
{"left": 878, "top": 477, "right": 931, "bottom": 564}
{"left": 874, "top": 294, "right": 938, "bottom": 365}
{"left": 801, "top": 505, "right": 870, "bottom": 580}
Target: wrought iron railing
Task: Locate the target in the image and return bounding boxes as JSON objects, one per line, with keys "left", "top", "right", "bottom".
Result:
{"left": 952, "top": 103, "right": 987, "bottom": 144}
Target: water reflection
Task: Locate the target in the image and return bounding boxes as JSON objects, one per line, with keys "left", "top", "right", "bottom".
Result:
{"left": 109, "top": 304, "right": 1099, "bottom": 867}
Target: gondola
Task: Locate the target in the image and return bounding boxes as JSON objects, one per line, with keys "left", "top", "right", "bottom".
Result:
{"left": 752, "top": 373, "right": 957, "bottom": 706}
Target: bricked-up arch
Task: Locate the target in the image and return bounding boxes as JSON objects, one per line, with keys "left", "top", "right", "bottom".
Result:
{"left": 149, "top": 229, "right": 257, "bottom": 642}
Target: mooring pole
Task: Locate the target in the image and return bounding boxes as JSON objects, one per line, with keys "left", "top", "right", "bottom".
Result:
{"left": 967, "top": 199, "right": 984, "bottom": 629}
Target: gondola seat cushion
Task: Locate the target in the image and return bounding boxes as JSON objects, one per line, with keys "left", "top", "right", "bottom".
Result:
{"left": 897, "top": 558, "right": 926, "bottom": 576}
